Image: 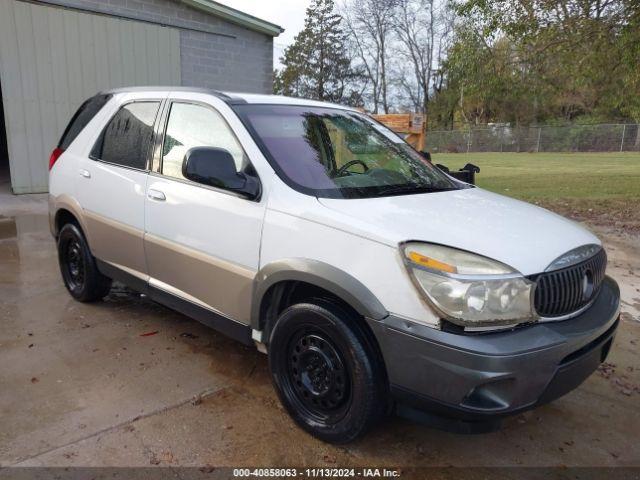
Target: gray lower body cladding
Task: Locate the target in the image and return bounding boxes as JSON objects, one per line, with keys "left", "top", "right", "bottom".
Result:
{"left": 367, "top": 276, "right": 620, "bottom": 421}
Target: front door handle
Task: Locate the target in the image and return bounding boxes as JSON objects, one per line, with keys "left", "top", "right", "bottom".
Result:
{"left": 79, "top": 169, "right": 91, "bottom": 178}
{"left": 148, "top": 189, "right": 166, "bottom": 201}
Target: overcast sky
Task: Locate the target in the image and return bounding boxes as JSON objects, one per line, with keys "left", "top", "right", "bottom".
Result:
{"left": 216, "top": 0, "right": 311, "bottom": 69}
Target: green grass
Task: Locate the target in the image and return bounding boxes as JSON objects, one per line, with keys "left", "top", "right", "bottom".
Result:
{"left": 432, "top": 152, "right": 640, "bottom": 202}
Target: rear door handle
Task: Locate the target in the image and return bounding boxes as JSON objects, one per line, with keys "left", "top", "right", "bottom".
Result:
{"left": 147, "top": 189, "right": 166, "bottom": 201}
{"left": 79, "top": 169, "right": 91, "bottom": 178}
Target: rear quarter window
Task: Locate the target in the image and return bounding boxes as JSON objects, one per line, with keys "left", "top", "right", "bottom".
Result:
{"left": 90, "top": 101, "right": 160, "bottom": 170}
{"left": 58, "top": 94, "right": 112, "bottom": 150}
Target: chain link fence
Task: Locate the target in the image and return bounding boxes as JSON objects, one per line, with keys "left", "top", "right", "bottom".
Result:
{"left": 425, "top": 123, "right": 640, "bottom": 153}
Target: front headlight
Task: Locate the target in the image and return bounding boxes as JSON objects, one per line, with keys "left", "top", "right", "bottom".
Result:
{"left": 401, "top": 242, "right": 536, "bottom": 328}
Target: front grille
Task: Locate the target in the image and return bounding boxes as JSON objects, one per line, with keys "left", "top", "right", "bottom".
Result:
{"left": 532, "top": 248, "right": 607, "bottom": 318}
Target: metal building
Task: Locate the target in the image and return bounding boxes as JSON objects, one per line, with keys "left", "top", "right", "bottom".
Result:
{"left": 0, "top": 0, "right": 283, "bottom": 194}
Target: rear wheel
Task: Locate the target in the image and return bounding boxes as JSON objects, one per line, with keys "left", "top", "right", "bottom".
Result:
{"left": 58, "top": 223, "right": 111, "bottom": 302}
{"left": 268, "top": 299, "right": 386, "bottom": 443}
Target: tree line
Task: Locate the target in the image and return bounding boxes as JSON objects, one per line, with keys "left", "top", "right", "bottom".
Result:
{"left": 274, "top": 0, "right": 640, "bottom": 129}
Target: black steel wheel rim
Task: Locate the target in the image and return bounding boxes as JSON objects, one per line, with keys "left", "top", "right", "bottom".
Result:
{"left": 285, "top": 328, "right": 352, "bottom": 422}
{"left": 63, "top": 238, "right": 85, "bottom": 291}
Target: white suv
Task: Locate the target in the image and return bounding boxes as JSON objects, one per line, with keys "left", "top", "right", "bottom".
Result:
{"left": 49, "top": 87, "right": 620, "bottom": 443}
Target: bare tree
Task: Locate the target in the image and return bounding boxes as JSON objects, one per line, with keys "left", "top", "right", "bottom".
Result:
{"left": 342, "top": 0, "right": 397, "bottom": 113}
{"left": 393, "top": 0, "right": 453, "bottom": 117}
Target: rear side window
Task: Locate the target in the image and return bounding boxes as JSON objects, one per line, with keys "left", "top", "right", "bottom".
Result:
{"left": 58, "top": 94, "right": 112, "bottom": 150}
{"left": 91, "top": 102, "right": 160, "bottom": 170}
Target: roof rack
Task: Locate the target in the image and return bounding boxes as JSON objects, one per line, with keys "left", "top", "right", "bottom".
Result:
{"left": 100, "top": 86, "right": 247, "bottom": 104}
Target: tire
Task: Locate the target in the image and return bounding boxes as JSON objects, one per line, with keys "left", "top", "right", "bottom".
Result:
{"left": 57, "top": 223, "right": 112, "bottom": 302}
{"left": 268, "top": 299, "right": 387, "bottom": 443}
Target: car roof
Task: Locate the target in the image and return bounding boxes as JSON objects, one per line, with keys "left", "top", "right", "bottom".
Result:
{"left": 102, "top": 86, "right": 355, "bottom": 111}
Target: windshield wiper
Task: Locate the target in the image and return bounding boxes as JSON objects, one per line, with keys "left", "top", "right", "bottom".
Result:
{"left": 377, "top": 185, "right": 458, "bottom": 196}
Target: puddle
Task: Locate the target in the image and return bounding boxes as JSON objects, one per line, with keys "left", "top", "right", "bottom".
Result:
{"left": 0, "top": 215, "right": 17, "bottom": 239}
{"left": 0, "top": 215, "right": 19, "bottom": 264}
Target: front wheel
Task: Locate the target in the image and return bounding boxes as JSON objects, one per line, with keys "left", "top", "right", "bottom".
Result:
{"left": 58, "top": 223, "right": 112, "bottom": 302}
{"left": 268, "top": 299, "right": 386, "bottom": 443}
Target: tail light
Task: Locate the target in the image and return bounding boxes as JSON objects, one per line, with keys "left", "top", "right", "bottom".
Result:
{"left": 49, "top": 147, "right": 64, "bottom": 170}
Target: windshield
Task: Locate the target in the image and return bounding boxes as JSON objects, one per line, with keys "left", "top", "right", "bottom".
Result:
{"left": 233, "top": 105, "right": 460, "bottom": 199}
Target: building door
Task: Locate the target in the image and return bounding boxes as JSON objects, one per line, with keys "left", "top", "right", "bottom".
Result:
{"left": 0, "top": 78, "right": 9, "bottom": 188}
{"left": 0, "top": 0, "right": 181, "bottom": 193}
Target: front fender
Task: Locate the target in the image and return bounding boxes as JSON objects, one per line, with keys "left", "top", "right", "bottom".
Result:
{"left": 251, "top": 258, "right": 388, "bottom": 330}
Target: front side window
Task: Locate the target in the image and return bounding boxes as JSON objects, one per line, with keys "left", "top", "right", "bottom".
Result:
{"left": 234, "top": 105, "right": 460, "bottom": 199}
{"left": 161, "top": 102, "right": 248, "bottom": 181}
{"left": 91, "top": 101, "right": 160, "bottom": 169}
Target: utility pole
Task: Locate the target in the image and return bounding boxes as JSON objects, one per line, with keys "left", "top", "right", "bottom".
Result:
{"left": 536, "top": 127, "right": 542, "bottom": 153}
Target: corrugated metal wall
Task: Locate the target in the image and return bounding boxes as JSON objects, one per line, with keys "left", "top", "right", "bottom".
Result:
{"left": 0, "top": 0, "right": 181, "bottom": 193}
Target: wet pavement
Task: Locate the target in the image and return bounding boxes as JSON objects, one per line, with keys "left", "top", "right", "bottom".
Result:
{"left": 1, "top": 189, "right": 639, "bottom": 469}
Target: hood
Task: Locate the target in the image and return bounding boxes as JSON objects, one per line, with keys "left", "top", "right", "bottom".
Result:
{"left": 316, "top": 187, "right": 599, "bottom": 276}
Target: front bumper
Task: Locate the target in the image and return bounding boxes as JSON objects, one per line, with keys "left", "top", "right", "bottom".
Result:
{"left": 367, "top": 276, "right": 620, "bottom": 422}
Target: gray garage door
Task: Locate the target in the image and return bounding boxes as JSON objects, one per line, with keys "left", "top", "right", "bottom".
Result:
{"left": 0, "top": 0, "right": 181, "bottom": 193}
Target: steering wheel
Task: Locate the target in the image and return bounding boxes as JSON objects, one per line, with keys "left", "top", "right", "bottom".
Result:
{"left": 335, "top": 160, "right": 369, "bottom": 177}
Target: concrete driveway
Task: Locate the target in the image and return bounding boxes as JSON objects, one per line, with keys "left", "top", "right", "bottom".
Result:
{"left": 1, "top": 190, "right": 639, "bottom": 470}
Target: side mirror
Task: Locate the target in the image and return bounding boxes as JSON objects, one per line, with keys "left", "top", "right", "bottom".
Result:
{"left": 182, "top": 147, "right": 260, "bottom": 199}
